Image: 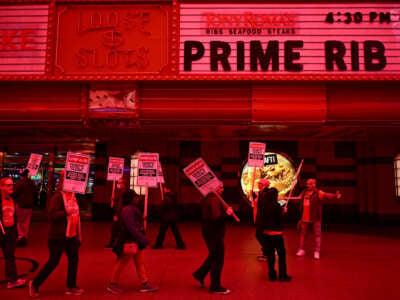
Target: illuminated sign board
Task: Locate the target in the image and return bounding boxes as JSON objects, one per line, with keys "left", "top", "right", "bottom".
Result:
{"left": 0, "top": 5, "right": 48, "bottom": 74}
{"left": 180, "top": 3, "right": 400, "bottom": 75}
{"left": 241, "top": 152, "right": 296, "bottom": 201}
{"left": 55, "top": 5, "right": 169, "bottom": 75}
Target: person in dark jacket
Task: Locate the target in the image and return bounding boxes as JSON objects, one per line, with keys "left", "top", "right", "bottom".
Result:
{"left": 28, "top": 170, "right": 84, "bottom": 297}
{"left": 192, "top": 185, "right": 233, "bottom": 295}
{"left": 14, "top": 169, "right": 37, "bottom": 247}
{"left": 0, "top": 177, "right": 27, "bottom": 289}
{"left": 257, "top": 179, "right": 291, "bottom": 282}
{"left": 105, "top": 177, "right": 128, "bottom": 248}
{"left": 152, "top": 187, "right": 186, "bottom": 249}
{"left": 107, "top": 190, "right": 158, "bottom": 294}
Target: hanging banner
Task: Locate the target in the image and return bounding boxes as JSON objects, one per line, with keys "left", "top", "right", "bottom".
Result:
{"left": 248, "top": 142, "right": 266, "bottom": 167}
{"left": 157, "top": 161, "right": 165, "bottom": 184}
{"left": 63, "top": 152, "right": 90, "bottom": 194}
{"left": 137, "top": 152, "right": 159, "bottom": 187}
{"left": 107, "top": 157, "right": 124, "bottom": 181}
{"left": 183, "top": 157, "right": 222, "bottom": 196}
{"left": 26, "top": 153, "right": 43, "bottom": 176}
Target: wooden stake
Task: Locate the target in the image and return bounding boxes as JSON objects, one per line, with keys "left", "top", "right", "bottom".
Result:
{"left": 213, "top": 192, "right": 240, "bottom": 222}
{"left": 144, "top": 186, "right": 149, "bottom": 231}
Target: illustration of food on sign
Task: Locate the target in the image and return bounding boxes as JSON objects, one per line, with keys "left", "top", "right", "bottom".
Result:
{"left": 241, "top": 152, "right": 296, "bottom": 200}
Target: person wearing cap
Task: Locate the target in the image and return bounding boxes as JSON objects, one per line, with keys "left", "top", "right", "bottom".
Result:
{"left": 152, "top": 186, "right": 186, "bottom": 249}
{"left": 285, "top": 178, "right": 342, "bottom": 260}
{"left": 192, "top": 185, "right": 233, "bottom": 295}
{"left": 105, "top": 177, "right": 129, "bottom": 248}
{"left": 14, "top": 169, "right": 37, "bottom": 247}
{"left": 28, "top": 170, "right": 84, "bottom": 297}
{"left": 0, "top": 177, "right": 27, "bottom": 289}
{"left": 256, "top": 178, "right": 291, "bottom": 282}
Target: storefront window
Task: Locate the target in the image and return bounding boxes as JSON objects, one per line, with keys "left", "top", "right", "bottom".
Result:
{"left": 395, "top": 154, "right": 400, "bottom": 199}
{"left": 130, "top": 153, "right": 146, "bottom": 196}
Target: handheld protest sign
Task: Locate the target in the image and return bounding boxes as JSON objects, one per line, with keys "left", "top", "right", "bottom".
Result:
{"left": 63, "top": 152, "right": 90, "bottom": 194}
{"left": 183, "top": 158, "right": 221, "bottom": 197}
{"left": 27, "top": 153, "right": 43, "bottom": 177}
{"left": 107, "top": 157, "right": 124, "bottom": 181}
{"left": 183, "top": 158, "right": 240, "bottom": 222}
{"left": 137, "top": 152, "right": 159, "bottom": 231}
{"left": 248, "top": 142, "right": 266, "bottom": 168}
{"left": 137, "top": 153, "right": 159, "bottom": 188}
{"left": 248, "top": 142, "right": 266, "bottom": 222}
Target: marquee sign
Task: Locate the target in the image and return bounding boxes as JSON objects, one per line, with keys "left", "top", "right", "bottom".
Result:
{"left": 180, "top": 3, "right": 400, "bottom": 75}
{"left": 0, "top": 5, "right": 48, "bottom": 75}
{"left": 55, "top": 5, "right": 169, "bottom": 75}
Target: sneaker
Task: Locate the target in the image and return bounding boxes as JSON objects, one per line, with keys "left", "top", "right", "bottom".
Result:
{"left": 192, "top": 272, "right": 204, "bottom": 287}
{"left": 296, "top": 249, "right": 306, "bottom": 257}
{"left": 7, "top": 278, "right": 26, "bottom": 289}
{"left": 269, "top": 272, "right": 278, "bottom": 282}
{"left": 107, "top": 283, "right": 123, "bottom": 294}
{"left": 314, "top": 251, "right": 320, "bottom": 260}
{"left": 210, "top": 286, "right": 231, "bottom": 295}
{"left": 104, "top": 243, "right": 113, "bottom": 249}
{"left": 176, "top": 245, "right": 186, "bottom": 250}
{"left": 65, "top": 287, "right": 85, "bottom": 296}
{"left": 139, "top": 282, "right": 158, "bottom": 293}
{"left": 28, "top": 280, "right": 39, "bottom": 298}
{"left": 257, "top": 255, "right": 267, "bottom": 261}
{"left": 279, "top": 275, "right": 292, "bottom": 282}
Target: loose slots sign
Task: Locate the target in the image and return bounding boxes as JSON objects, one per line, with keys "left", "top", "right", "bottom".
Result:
{"left": 180, "top": 3, "right": 400, "bottom": 74}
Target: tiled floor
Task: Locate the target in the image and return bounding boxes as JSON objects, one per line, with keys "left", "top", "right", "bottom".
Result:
{"left": 1, "top": 221, "right": 400, "bottom": 299}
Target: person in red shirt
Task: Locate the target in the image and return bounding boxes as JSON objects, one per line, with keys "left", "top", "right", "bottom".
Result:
{"left": 0, "top": 177, "right": 26, "bottom": 289}
{"left": 286, "top": 178, "right": 341, "bottom": 260}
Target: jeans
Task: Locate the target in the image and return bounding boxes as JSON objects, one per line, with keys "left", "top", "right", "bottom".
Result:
{"left": 16, "top": 207, "right": 32, "bottom": 240}
{"left": 299, "top": 221, "right": 322, "bottom": 252}
{"left": 154, "top": 221, "right": 185, "bottom": 248}
{"left": 110, "top": 249, "right": 148, "bottom": 284}
{"left": 262, "top": 234, "right": 288, "bottom": 278}
{"left": 1, "top": 227, "right": 18, "bottom": 282}
{"left": 33, "top": 237, "right": 80, "bottom": 289}
{"left": 193, "top": 226, "right": 225, "bottom": 289}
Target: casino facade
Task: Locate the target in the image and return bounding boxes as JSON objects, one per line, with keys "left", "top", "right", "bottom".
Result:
{"left": 0, "top": 0, "right": 400, "bottom": 222}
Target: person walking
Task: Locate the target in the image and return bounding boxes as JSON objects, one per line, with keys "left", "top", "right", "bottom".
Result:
{"left": 152, "top": 187, "right": 186, "bottom": 249}
{"left": 0, "top": 177, "right": 27, "bottom": 289}
{"left": 28, "top": 170, "right": 84, "bottom": 297}
{"left": 192, "top": 185, "right": 233, "bottom": 295}
{"left": 14, "top": 169, "right": 37, "bottom": 247}
{"left": 107, "top": 190, "right": 158, "bottom": 294}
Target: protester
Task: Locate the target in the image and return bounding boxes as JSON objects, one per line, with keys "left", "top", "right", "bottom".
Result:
{"left": 105, "top": 178, "right": 129, "bottom": 248}
{"left": 14, "top": 169, "right": 37, "bottom": 247}
{"left": 0, "top": 177, "right": 27, "bottom": 289}
{"left": 286, "top": 178, "right": 341, "bottom": 260}
{"left": 28, "top": 170, "right": 84, "bottom": 297}
{"left": 107, "top": 190, "right": 158, "bottom": 294}
{"left": 152, "top": 187, "right": 186, "bottom": 249}
{"left": 257, "top": 179, "right": 291, "bottom": 282}
{"left": 192, "top": 185, "right": 233, "bottom": 295}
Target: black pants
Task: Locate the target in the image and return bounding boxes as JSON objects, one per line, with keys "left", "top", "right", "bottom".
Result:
{"left": 256, "top": 230, "right": 268, "bottom": 256}
{"left": 262, "top": 234, "right": 288, "bottom": 278}
{"left": 33, "top": 237, "right": 80, "bottom": 289}
{"left": 194, "top": 227, "right": 225, "bottom": 289}
{"left": 1, "top": 227, "right": 18, "bottom": 282}
{"left": 154, "top": 221, "right": 185, "bottom": 248}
